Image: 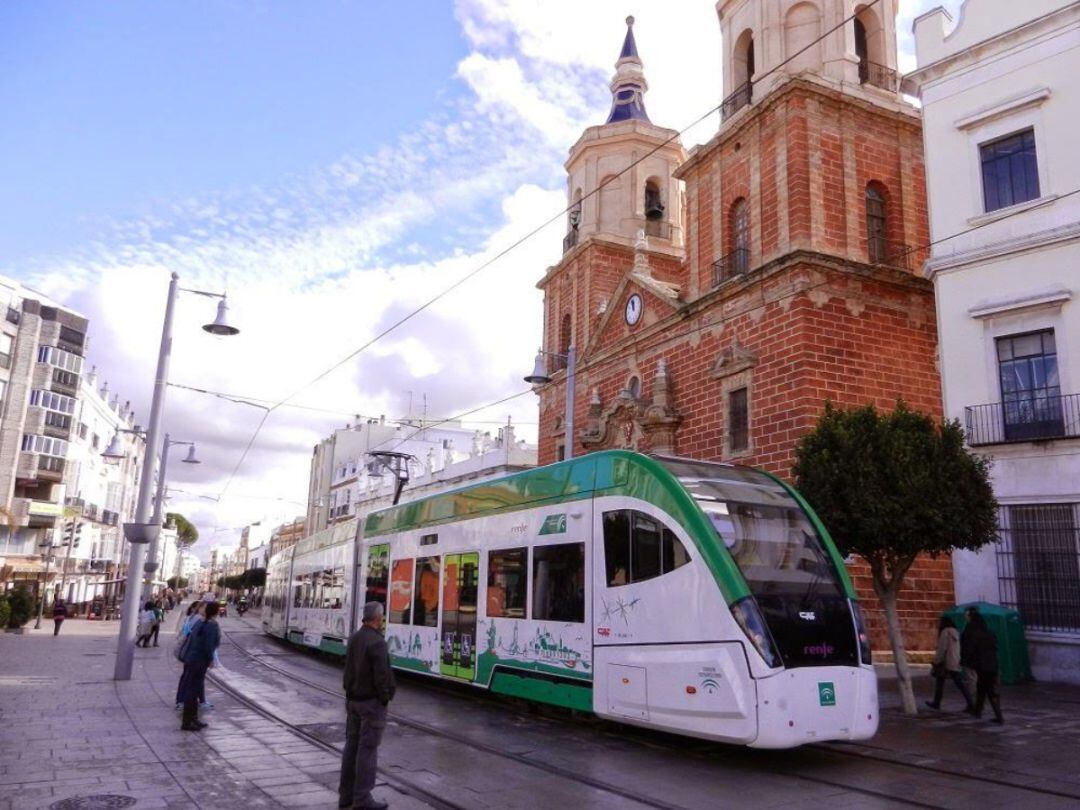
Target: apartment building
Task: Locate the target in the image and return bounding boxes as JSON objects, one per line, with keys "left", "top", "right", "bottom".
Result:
{"left": 908, "top": 0, "right": 1080, "bottom": 682}
{"left": 0, "top": 276, "right": 143, "bottom": 612}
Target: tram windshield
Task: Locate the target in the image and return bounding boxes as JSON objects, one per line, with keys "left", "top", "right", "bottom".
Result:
{"left": 660, "top": 458, "right": 858, "bottom": 668}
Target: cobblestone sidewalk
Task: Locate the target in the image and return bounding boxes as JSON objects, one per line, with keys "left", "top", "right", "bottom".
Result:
{"left": 0, "top": 615, "right": 394, "bottom": 810}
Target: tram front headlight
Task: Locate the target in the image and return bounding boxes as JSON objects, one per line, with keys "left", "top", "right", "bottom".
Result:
{"left": 731, "top": 596, "right": 780, "bottom": 669}
{"left": 851, "top": 601, "right": 873, "bottom": 665}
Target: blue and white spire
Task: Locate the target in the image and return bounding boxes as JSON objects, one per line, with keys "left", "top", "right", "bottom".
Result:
{"left": 606, "top": 16, "right": 651, "bottom": 124}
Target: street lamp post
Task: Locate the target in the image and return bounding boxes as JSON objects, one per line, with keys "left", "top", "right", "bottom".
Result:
{"left": 109, "top": 273, "right": 238, "bottom": 681}
{"left": 142, "top": 435, "right": 199, "bottom": 603}
{"left": 525, "top": 345, "right": 577, "bottom": 460}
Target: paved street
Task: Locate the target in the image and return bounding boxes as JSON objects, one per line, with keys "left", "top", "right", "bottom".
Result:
{"left": 0, "top": 614, "right": 407, "bottom": 810}
{"left": 4, "top": 613, "right": 1080, "bottom": 809}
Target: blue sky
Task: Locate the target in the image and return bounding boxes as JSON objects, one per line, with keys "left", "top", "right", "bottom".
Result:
{"left": 0, "top": 0, "right": 962, "bottom": 551}
{"left": 1, "top": 1, "right": 470, "bottom": 262}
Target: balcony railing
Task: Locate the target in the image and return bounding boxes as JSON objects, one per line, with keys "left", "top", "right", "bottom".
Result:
{"left": 644, "top": 219, "right": 672, "bottom": 240}
{"left": 868, "top": 240, "right": 925, "bottom": 272}
{"left": 563, "top": 228, "right": 579, "bottom": 253}
{"left": 37, "top": 455, "right": 65, "bottom": 480}
{"left": 0, "top": 353, "right": 9, "bottom": 370}
{"left": 966, "top": 393, "right": 1080, "bottom": 446}
{"left": 102, "top": 509, "right": 119, "bottom": 526}
{"left": 51, "top": 368, "right": 78, "bottom": 396}
{"left": 859, "top": 60, "right": 898, "bottom": 93}
{"left": 721, "top": 82, "right": 752, "bottom": 121}
{"left": 712, "top": 248, "right": 751, "bottom": 287}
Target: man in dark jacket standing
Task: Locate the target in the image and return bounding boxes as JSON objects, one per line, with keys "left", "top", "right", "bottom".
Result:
{"left": 339, "top": 601, "right": 395, "bottom": 810}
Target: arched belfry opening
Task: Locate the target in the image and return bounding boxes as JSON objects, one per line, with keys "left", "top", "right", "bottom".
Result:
{"left": 733, "top": 29, "right": 755, "bottom": 91}
{"left": 854, "top": 4, "right": 894, "bottom": 90}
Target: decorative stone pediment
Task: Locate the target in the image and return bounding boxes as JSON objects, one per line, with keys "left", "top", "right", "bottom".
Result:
{"left": 709, "top": 339, "right": 758, "bottom": 379}
{"left": 580, "top": 358, "right": 682, "bottom": 454}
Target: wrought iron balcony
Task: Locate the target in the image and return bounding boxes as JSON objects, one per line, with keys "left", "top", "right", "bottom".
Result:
{"left": 644, "top": 219, "right": 672, "bottom": 240}
{"left": 102, "top": 509, "right": 119, "bottom": 527}
{"left": 721, "top": 82, "right": 752, "bottom": 122}
{"left": 563, "top": 228, "right": 579, "bottom": 253}
{"left": 712, "top": 248, "right": 751, "bottom": 287}
{"left": 965, "top": 393, "right": 1080, "bottom": 446}
{"left": 868, "top": 239, "right": 925, "bottom": 272}
{"left": 859, "top": 60, "right": 898, "bottom": 92}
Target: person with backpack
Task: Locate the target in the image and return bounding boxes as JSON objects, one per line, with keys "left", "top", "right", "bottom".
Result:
{"left": 961, "top": 607, "right": 1004, "bottom": 724}
{"left": 925, "top": 615, "right": 974, "bottom": 712}
{"left": 179, "top": 600, "right": 221, "bottom": 731}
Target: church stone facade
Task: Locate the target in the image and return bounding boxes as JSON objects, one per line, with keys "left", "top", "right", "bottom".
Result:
{"left": 534, "top": 3, "right": 949, "bottom": 651}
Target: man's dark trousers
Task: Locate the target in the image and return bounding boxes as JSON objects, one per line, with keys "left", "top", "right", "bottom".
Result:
{"left": 338, "top": 697, "right": 386, "bottom": 808}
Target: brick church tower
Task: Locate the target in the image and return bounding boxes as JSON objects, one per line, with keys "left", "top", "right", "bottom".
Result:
{"left": 533, "top": 5, "right": 947, "bottom": 650}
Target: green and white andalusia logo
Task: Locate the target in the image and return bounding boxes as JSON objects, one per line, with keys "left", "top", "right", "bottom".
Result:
{"left": 539, "top": 514, "right": 567, "bottom": 535}
{"left": 818, "top": 681, "right": 836, "bottom": 707}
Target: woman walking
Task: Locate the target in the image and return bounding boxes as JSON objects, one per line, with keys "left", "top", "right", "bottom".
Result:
{"left": 148, "top": 599, "right": 164, "bottom": 647}
{"left": 52, "top": 599, "right": 67, "bottom": 636}
{"left": 962, "top": 607, "right": 1004, "bottom": 724}
{"left": 136, "top": 601, "right": 156, "bottom": 647}
{"left": 179, "top": 600, "right": 221, "bottom": 731}
{"left": 925, "top": 616, "right": 974, "bottom": 712}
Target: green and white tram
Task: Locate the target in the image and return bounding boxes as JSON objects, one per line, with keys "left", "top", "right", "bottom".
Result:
{"left": 263, "top": 451, "right": 877, "bottom": 748}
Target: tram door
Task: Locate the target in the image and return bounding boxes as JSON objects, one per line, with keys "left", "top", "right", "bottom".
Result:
{"left": 440, "top": 552, "right": 479, "bottom": 680}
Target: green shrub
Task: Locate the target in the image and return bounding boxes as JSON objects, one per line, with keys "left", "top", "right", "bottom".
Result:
{"left": 5, "top": 585, "right": 35, "bottom": 629}
{"left": 0, "top": 595, "right": 10, "bottom": 630}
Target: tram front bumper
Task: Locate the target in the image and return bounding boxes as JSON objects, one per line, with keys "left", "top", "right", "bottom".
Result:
{"left": 751, "top": 664, "right": 878, "bottom": 749}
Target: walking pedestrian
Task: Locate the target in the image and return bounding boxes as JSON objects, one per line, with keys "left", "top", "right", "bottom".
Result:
{"left": 148, "top": 599, "right": 164, "bottom": 647}
{"left": 136, "top": 601, "right": 156, "bottom": 647}
{"left": 179, "top": 600, "right": 221, "bottom": 731}
{"left": 925, "top": 616, "right": 974, "bottom": 712}
{"left": 338, "top": 601, "right": 394, "bottom": 810}
{"left": 961, "top": 607, "right": 1004, "bottom": 724}
{"left": 52, "top": 599, "right": 67, "bottom": 636}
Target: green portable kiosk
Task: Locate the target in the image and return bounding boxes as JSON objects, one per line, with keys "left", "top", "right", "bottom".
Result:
{"left": 943, "top": 602, "right": 1033, "bottom": 685}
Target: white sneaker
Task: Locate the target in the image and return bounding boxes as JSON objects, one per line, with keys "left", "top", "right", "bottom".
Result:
{"left": 201, "top": 702, "right": 215, "bottom": 712}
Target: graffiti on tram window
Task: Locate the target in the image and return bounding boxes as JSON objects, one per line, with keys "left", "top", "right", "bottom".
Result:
{"left": 600, "top": 595, "right": 641, "bottom": 627}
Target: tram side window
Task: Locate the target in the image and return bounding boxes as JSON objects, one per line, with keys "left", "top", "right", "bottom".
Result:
{"left": 603, "top": 509, "right": 690, "bottom": 587}
{"left": 532, "top": 542, "right": 585, "bottom": 623}
{"left": 389, "top": 558, "right": 414, "bottom": 624}
{"left": 364, "top": 544, "right": 390, "bottom": 608}
{"left": 488, "top": 548, "right": 527, "bottom": 619}
{"left": 413, "top": 556, "right": 440, "bottom": 627}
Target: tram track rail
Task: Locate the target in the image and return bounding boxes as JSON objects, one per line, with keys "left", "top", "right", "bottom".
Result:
{"left": 218, "top": 623, "right": 689, "bottom": 810}
{"left": 213, "top": 620, "right": 1048, "bottom": 810}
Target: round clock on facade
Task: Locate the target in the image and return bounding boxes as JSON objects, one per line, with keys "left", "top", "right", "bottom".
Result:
{"left": 625, "top": 293, "right": 643, "bottom": 326}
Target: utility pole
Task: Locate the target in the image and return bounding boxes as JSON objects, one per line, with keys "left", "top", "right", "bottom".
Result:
{"left": 56, "top": 518, "right": 78, "bottom": 608}
{"left": 32, "top": 529, "right": 58, "bottom": 630}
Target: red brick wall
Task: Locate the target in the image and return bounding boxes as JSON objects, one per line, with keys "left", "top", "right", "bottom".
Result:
{"left": 535, "top": 80, "right": 948, "bottom": 651}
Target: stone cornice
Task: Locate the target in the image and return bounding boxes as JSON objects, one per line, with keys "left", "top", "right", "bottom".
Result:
{"left": 676, "top": 77, "right": 922, "bottom": 179}
{"left": 926, "top": 219, "right": 1080, "bottom": 278}
{"left": 904, "top": 5, "right": 1080, "bottom": 93}
{"left": 535, "top": 235, "right": 683, "bottom": 290}
{"left": 567, "top": 251, "right": 932, "bottom": 375}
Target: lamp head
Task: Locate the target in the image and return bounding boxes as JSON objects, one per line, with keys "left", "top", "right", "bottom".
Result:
{"left": 203, "top": 297, "right": 239, "bottom": 336}
{"left": 524, "top": 350, "right": 552, "bottom": 385}
{"left": 102, "top": 434, "right": 125, "bottom": 463}
{"left": 182, "top": 444, "right": 201, "bottom": 464}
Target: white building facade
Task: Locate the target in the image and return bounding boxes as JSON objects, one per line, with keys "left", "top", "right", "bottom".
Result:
{"left": 908, "top": 0, "right": 1080, "bottom": 682}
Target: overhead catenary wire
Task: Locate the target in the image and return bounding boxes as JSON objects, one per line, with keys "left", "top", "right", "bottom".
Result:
{"left": 207, "top": 0, "right": 887, "bottom": 508}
